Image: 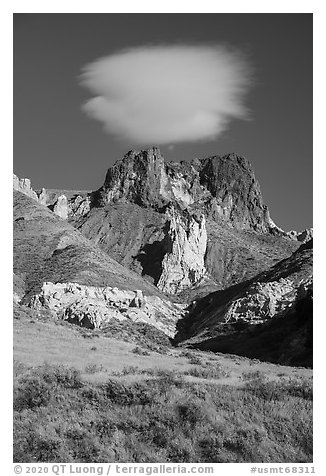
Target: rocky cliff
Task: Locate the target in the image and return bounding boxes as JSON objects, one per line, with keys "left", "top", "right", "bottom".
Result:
{"left": 193, "top": 153, "right": 271, "bottom": 231}
{"left": 95, "top": 148, "right": 272, "bottom": 231}
{"left": 95, "top": 147, "right": 201, "bottom": 210}
{"left": 67, "top": 147, "right": 300, "bottom": 296}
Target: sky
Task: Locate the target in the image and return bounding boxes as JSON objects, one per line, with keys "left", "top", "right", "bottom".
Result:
{"left": 13, "top": 13, "right": 312, "bottom": 231}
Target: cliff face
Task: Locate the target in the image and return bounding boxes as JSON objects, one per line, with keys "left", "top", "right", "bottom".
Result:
{"left": 157, "top": 207, "right": 207, "bottom": 294}
{"left": 96, "top": 148, "right": 272, "bottom": 232}
{"left": 67, "top": 147, "right": 299, "bottom": 296}
{"left": 97, "top": 147, "right": 202, "bottom": 210}
{"left": 194, "top": 154, "right": 270, "bottom": 231}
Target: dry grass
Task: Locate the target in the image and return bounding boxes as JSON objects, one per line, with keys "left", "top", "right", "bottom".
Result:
{"left": 13, "top": 362, "right": 312, "bottom": 463}
{"left": 14, "top": 319, "right": 311, "bottom": 386}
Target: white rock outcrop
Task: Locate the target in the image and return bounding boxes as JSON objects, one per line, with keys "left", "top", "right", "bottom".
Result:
{"left": 28, "top": 282, "right": 184, "bottom": 336}
{"left": 224, "top": 277, "right": 312, "bottom": 324}
{"left": 13, "top": 174, "right": 39, "bottom": 201}
{"left": 13, "top": 174, "right": 48, "bottom": 204}
{"left": 286, "top": 228, "right": 313, "bottom": 243}
{"left": 37, "top": 188, "right": 48, "bottom": 205}
{"left": 53, "top": 194, "right": 69, "bottom": 220}
{"left": 157, "top": 207, "right": 207, "bottom": 294}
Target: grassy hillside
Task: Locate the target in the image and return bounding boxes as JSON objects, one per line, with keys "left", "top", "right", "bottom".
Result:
{"left": 14, "top": 316, "right": 312, "bottom": 463}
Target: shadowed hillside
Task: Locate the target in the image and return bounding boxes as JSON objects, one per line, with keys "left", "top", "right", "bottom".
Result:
{"left": 175, "top": 240, "right": 313, "bottom": 367}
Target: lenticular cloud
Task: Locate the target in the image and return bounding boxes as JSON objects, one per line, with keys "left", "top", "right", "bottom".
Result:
{"left": 80, "top": 44, "right": 253, "bottom": 145}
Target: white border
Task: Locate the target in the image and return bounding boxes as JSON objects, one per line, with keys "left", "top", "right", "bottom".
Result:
{"left": 3, "top": 2, "right": 323, "bottom": 473}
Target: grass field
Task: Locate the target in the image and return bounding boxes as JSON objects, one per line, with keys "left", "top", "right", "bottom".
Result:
{"left": 13, "top": 317, "right": 313, "bottom": 463}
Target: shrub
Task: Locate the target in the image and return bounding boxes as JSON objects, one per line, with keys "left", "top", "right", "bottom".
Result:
{"left": 112, "top": 365, "right": 141, "bottom": 376}
{"left": 14, "top": 376, "right": 51, "bottom": 411}
{"left": 131, "top": 346, "right": 150, "bottom": 356}
{"left": 184, "top": 365, "right": 229, "bottom": 379}
{"left": 241, "top": 370, "right": 266, "bottom": 383}
{"left": 85, "top": 364, "right": 105, "bottom": 374}
{"left": 40, "top": 364, "right": 82, "bottom": 388}
{"left": 188, "top": 355, "right": 202, "bottom": 365}
{"left": 177, "top": 402, "right": 205, "bottom": 427}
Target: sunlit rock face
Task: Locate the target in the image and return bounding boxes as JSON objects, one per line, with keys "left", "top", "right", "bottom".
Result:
{"left": 157, "top": 207, "right": 207, "bottom": 294}
{"left": 224, "top": 276, "right": 312, "bottom": 324}
{"left": 13, "top": 173, "right": 49, "bottom": 207}
{"left": 96, "top": 147, "right": 202, "bottom": 210}
{"left": 28, "top": 281, "right": 185, "bottom": 336}
{"left": 13, "top": 174, "right": 39, "bottom": 202}
{"left": 68, "top": 195, "right": 92, "bottom": 218}
{"left": 52, "top": 194, "right": 69, "bottom": 220}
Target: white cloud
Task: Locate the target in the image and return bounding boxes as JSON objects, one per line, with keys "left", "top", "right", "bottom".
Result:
{"left": 80, "top": 44, "right": 253, "bottom": 145}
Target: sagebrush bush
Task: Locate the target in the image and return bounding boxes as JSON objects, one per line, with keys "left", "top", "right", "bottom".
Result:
{"left": 131, "top": 346, "right": 150, "bottom": 356}
{"left": 184, "top": 365, "right": 229, "bottom": 379}
{"left": 244, "top": 377, "right": 313, "bottom": 402}
{"left": 85, "top": 364, "right": 105, "bottom": 374}
{"left": 241, "top": 370, "right": 266, "bottom": 383}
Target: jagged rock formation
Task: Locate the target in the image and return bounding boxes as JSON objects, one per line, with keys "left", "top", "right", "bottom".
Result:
{"left": 69, "top": 194, "right": 91, "bottom": 218}
{"left": 95, "top": 148, "right": 272, "bottom": 231}
{"left": 174, "top": 240, "right": 313, "bottom": 366}
{"left": 52, "top": 194, "right": 69, "bottom": 220}
{"left": 13, "top": 173, "right": 92, "bottom": 219}
{"left": 193, "top": 153, "right": 271, "bottom": 231}
{"left": 287, "top": 228, "right": 313, "bottom": 244}
{"left": 27, "top": 282, "right": 182, "bottom": 336}
{"left": 68, "top": 147, "right": 300, "bottom": 296}
{"left": 13, "top": 174, "right": 47, "bottom": 204}
{"left": 96, "top": 147, "right": 202, "bottom": 210}
{"left": 157, "top": 207, "right": 207, "bottom": 293}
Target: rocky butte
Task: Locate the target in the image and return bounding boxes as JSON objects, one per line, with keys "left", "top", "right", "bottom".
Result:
{"left": 13, "top": 147, "right": 312, "bottom": 365}
{"left": 65, "top": 147, "right": 307, "bottom": 294}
